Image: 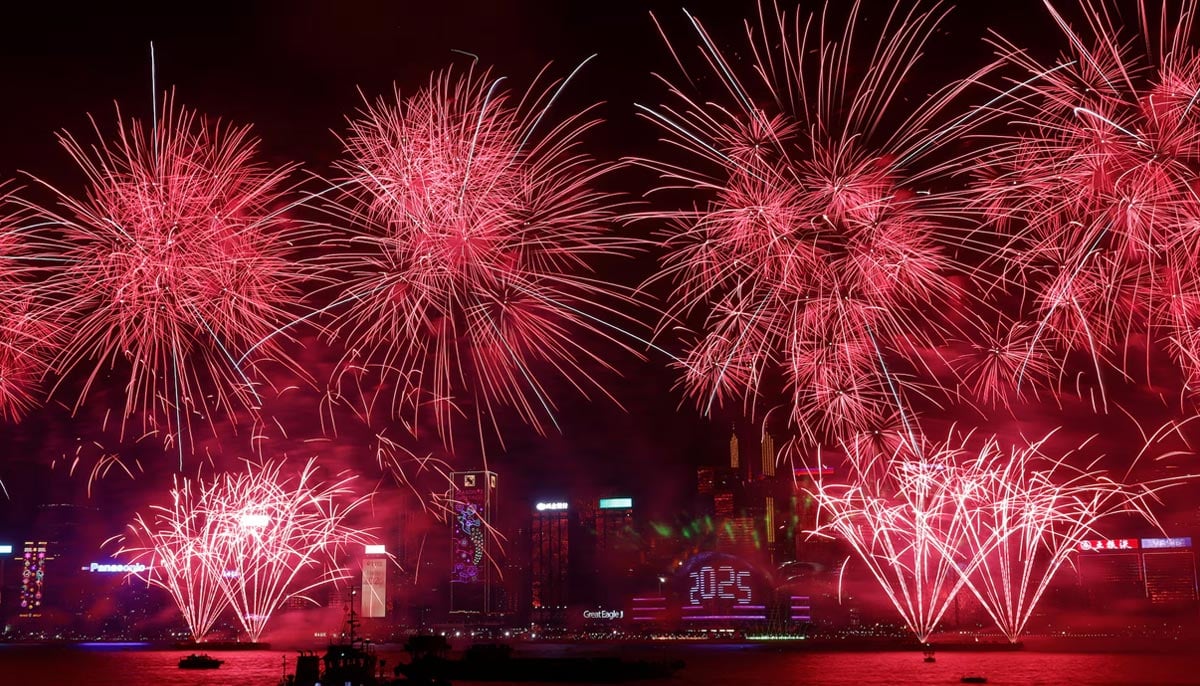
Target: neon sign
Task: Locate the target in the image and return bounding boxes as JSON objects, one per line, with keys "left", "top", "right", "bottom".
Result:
{"left": 687, "top": 565, "right": 753, "bottom": 605}
{"left": 535, "top": 501, "right": 568, "bottom": 511}
{"left": 0, "top": 544, "right": 12, "bottom": 554}
{"left": 598, "top": 497, "right": 632, "bottom": 509}
{"left": 452, "top": 502, "right": 485, "bottom": 583}
{"left": 583, "top": 609, "right": 624, "bottom": 620}
{"left": 19, "top": 542, "right": 47, "bottom": 616}
{"left": 86, "top": 563, "right": 147, "bottom": 573}
{"left": 364, "top": 544, "right": 386, "bottom": 555}
{"left": 1140, "top": 537, "right": 1192, "bottom": 550}
{"left": 1079, "top": 538, "right": 1140, "bottom": 552}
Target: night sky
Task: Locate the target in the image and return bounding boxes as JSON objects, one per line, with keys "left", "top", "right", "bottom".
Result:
{"left": 0, "top": 0, "right": 1195, "bottom": 544}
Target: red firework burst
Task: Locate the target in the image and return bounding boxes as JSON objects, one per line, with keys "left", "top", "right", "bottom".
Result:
{"left": 315, "top": 61, "right": 637, "bottom": 446}
{"left": 637, "top": 1, "right": 992, "bottom": 444}
{"left": 28, "top": 95, "right": 307, "bottom": 452}
{"left": 973, "top": 0, "right": 1200, "bottom": 403}
{"left": 0, "top": 190, "right": 59, "bottom": 422}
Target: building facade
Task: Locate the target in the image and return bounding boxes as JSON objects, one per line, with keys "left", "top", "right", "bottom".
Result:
{"left": 449, "top": 471, "right": 498, "bottom": 616}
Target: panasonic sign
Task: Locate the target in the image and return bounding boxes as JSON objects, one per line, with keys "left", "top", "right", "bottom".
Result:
{"left": 86, "top": 563, "right": 148, "bottom": 574}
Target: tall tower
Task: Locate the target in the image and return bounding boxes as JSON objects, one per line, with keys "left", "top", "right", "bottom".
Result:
{"left": 761, "top": 432, "right": 776, "bottom": 477}
{"left": 595, "top": 497, "right": 636, "bottom": 608}
{"left": 730, "top": 431, "right": 740, "bottom": 469}
{"left": 531, "top": 500, "right": 570, "bottom": 627}
{"left": 449, "top": 471, "right": 498, "bottom": 615}
{"left": 762, "top": 433, "right": 777, "bottom": 547}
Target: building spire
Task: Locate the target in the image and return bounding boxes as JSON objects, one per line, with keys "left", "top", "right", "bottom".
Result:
{"left": 724, "top": 429, "right": 734, "bottom": 472}
{"left": 761, "top": 431, "right": 775, "bottom": 478}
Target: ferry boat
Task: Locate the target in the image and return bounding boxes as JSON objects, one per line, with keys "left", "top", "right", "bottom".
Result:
{"left": 178, "top": 653, "right": 223, "bottom": 669}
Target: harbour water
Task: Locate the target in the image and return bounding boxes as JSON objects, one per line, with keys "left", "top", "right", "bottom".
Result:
{"left": 0, "top": 642, "right": 1197, "bottom": 685}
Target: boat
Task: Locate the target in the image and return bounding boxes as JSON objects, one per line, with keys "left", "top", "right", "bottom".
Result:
{"left": 395, "top": 637, "right": 683, "bottom": 683}
{"left": 922, "top": 647, "right": 936, "bottom": 663}
{"left": 960, "top": 677, "right": 988, "bottom": 684}
{"left": 281, "top": 589, "right": 383, "bottom": 686}
{"left": 178, "top": 653, "right": 223, "bottom": 669}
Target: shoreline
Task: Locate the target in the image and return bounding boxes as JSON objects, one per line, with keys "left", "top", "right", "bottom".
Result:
{"left": 2, "top": 633, "right": 1195, "bottom": 655}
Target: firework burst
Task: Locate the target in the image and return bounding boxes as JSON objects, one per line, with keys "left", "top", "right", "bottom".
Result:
{"left": 121, "top": 458, "right": 372, "bottom": 643}
{"left": 972, "top": 0, "right": 1200, "bottom": 403}
{"left": 0, "top": 190, "right": 60, "bottom": 422}
{"left": 308, "top": 60, "right": 639, "bottom": 449}
{"left": 637, "top": 1, "right": 994, "bottom": 444}
{"left": 206, "top": 459, "right": 372, "bottom": 643}
{"left": 27, "top": 95, "right": 308, "bottom": 455}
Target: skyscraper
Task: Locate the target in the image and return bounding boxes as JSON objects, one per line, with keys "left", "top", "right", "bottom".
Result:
{"left": 449, "top": 471, "right": 497, "bottom": 615}
{"left": 531, "top": 500, "right": 569, "bottom": 627}
{"left": 594, "top": 497, "right": 637, "bottom": 608}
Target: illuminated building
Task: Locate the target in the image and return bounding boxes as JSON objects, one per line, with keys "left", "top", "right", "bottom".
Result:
{"left": 0, "top": 543, "right": 12, "bottom": 615}
{"left": 531, "top": 499, "right": 569, "bottom": 627}
{"left": 1144, "top": 551, "right": 1197, "bottom": 604}
{"left": 18, "top": 541, "right": 48, "bottom": 618}
{"left": 595, "top": 497, "right": 635, "bottom": 558}
{"left": 15, "top": 503, "right": 101, "bottom": 628}
{"left": 449, "top": 471, "right": 497, "bottom": 615}
{"left": 362, "top": 545, "right": 388, "bottom": 618}
{"left": 716, "top": 516, "right": 757, "bottom": 553}
{"left": 760, "top": 433, "right": 775, "bottom": 478}
{"left": 1076, "top": 537, "right": 1198, "bottom": 608}
{"left": 593, "top": 497, "right": 637, "bottom": 609}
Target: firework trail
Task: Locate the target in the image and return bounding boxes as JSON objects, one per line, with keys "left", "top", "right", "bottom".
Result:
{"left": 205, "top": 458, "right": 372, "bottom": 643}
{"left": 635, "top": 1, "right": 995, "bottom": 445}
{"left": 119, "top": 476, "right": 228, "bottom": 642}
{"left": 373, "top": 432, "right": 456, "bottom": 516}
{"left": 119, "top": 459, "right": 371, "bottom": 643}
{"left": 803, "top": 433, "right": 987, "bottom": 642}
{"left": 943, "top": 428, "right": 1189, "bottom": 642}
{"left": 804, "top": 426, "right": 1190, "bottom": 643}
{"left": 25, "top": 94, "right": 309, "bottom": 458}
{"left": 971, "top": 0, "right": 1200, "bottom": 404}
{"left": 308, "top": 60, "right": 639, "bottom": 450}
